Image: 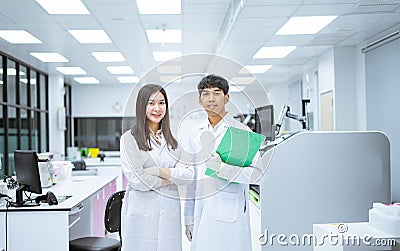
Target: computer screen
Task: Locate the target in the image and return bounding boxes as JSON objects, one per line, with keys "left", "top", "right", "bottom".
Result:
{"left": 13, "top": 150, "right": 42, "bottom": 206}
{"left": 255, "top": 105, "right": 275, "bottom": 141}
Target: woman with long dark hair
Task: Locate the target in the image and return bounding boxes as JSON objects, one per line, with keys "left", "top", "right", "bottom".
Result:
{"left": 120, "top": 84, "right": 194, "bottom": 251}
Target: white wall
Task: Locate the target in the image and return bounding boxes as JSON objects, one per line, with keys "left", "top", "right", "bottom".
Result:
{"left": 355, "top": 44, "right": 367, "bottom": 131}
{"left": 267, "top": 82, "right": 289, "bottom": 120}
{"left": 48, "top": 74, "right": 65, "bottom": 159}
{"left": 334, "top": 46, "right": 358, "bottom": 130}
{"left": 318, "top": 49, "right": 335, "bottom": 94}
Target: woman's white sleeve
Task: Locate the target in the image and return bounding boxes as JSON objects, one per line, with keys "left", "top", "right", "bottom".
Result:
{"left": 120, "top": 134, "right": 162, "bottom": 191}
{"left": 169, "top": 147, "right": 194, "bottom": 185}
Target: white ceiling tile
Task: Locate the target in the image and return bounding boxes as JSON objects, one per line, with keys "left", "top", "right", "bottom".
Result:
{"left": 266, "top": 35, "right": 315, "bottom": 46}
{"left": 139, "top": 15, "right": 183, "bottom": 29}
{"left": 240, "top": 5, "right": 299, "bottom": 18}
{"left": 287, "top": 46, "right": 331, "bottom": 58}
{"left": 246, "top": 0, "right": 303, "bottom": 5}
{"left": 234, "top": 17, "right": 286, "bottom": 29}
{"left": 304, "top": 0, "right": 359, "bottom": 4}
{"left": 1, "top": 0, "right": 400, "bottom": 87}
{"left": 184, "top": 3, "right": 230, "bottom": 14}
{"left": 293, "top": 3, "right": 355, "bottom": 16}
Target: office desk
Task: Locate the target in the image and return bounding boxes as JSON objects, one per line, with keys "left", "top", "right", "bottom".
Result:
{"left": 0, "top": 175, "right": 117, "bottom": 251}
{"left": 82, "top": 157, "right": 127, "bottom": 190}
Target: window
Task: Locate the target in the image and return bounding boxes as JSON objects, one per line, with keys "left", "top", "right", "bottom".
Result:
{"left": 0, "top": 51, "right": 49, "bottom": 176}
{"left": 74, "top": 117, "right": 135, "bottom": 151}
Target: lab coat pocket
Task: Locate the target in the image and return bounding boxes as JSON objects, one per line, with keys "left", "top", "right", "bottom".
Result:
{"left": 127, "top": 191, "right": 155, "bottom": 218}
{"left": 212, "top": 192, "right": 239, "bottom": 222}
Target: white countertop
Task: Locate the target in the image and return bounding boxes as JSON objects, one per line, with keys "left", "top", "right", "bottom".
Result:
{"left": 0, "top": 175, "right": 117, "bottom": 212}
{"left": 83, "top": 157, "right": 121, "bottom": 167}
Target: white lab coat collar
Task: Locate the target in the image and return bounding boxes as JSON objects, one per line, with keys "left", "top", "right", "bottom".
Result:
{"left": 149, "top": 129, "right": 167, "bottom": 150}
{"left": 199, "top": 113, "right": 233, "bottom": 130}
{"left": 200, "top": 113, "right": 239, "bottom": 139}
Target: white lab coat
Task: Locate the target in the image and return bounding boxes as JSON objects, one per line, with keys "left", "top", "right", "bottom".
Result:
{"left": 184, "top": 115, "right": 263, "bottom": 251}
{"left": 120, "top": 131, "right": 194, "bottom": 251}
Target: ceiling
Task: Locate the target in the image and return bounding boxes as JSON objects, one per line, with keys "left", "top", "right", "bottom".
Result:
{"left": 1, "top": 0, "right": 400, "bottom": 89}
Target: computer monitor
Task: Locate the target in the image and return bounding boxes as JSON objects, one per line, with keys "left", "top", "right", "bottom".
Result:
{"left": 12, "top": 150, "right": 42, "bottom": 207}
{"left": 255, "top": 105, "right": 275, "bottom": 142}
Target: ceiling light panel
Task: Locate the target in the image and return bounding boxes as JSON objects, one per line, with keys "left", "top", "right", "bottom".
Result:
{"left": 240, "top": 65, "right": 272, "bottom": 74}
{"left": 0, "top": 30, "right": 42, "bottom": 44}
{"left": 157, "top": 66, "right": 182, "bottom": 74}
{"left": 106, "top": 66, "right": 134, "bottom": 74}
{"left": 74, "top": 77, "right": 99, "bottom": 84}
{"left": 68, "top": 30, "right": 112, "bottom": 43}
{"left": 253, "top": 46, "right": 296, "bottom": 59}
{"left": 160, "top": 75, "right": 181, "bottom": 83}
{"left": 230, "top": 77, "right": 256, "bottom": 85}
{"left": 146, "top": 29, "right": 182, "bottom": 43}
{"left": 136, "top": 0, "right": 181, "bottom": 14}
{"left": 92, "top": 52, "right": 125, "bottom": 62}
{"left": 276, "top": 16, "right": 338, "bottom": 35}
{"left": 153, "top": 51, "right": 182, "bottom": 62}
{"left": 20, "top": 78, "right": 37, "bottom": 84}
{"left": 30, "top": 52, "right": 69, "bottom": 62}
{"left": 34, "top": 0, "right": 90, "bottom": 14}
{"left": 117, "top": 76, "right": 140, "bottom": 84}
{"left": 229, "top": 86, "right": 244, "bottom": 93}
{"left": 56, "top": 67, "right": 86, "bottom": 75}
{"left": 0, "top": 68, "right": 26, "bottom": 76}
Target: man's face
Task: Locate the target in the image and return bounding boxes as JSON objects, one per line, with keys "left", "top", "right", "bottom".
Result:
{"left": 199, "top": 87, "right": 229, "bottom": 117}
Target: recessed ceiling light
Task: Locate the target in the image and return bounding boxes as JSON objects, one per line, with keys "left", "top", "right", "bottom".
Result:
{"left": 240, "top": 65, "right": 272, "bottom": 74}
{"left": 136, "top": 0, "right": 181, "bottom": 14}
{"left": 117, "top": 76, "right": 140, "bottom": 84}
{"left": 106, "top": 66, "right": 134, "bottom": 75}
{"left": 157, "top": 66, "right": 182, "bottom": 74}
{"left": 56, "top": 67, "right": 87, "bottom": 75}
{"left": 253, "top": 46, "right": 296, "bottom": 59}
{"left": 0, "top": 30, "right": 42, "bottom": 44}
{"left": 230, "top": 86, "right": 244, "bottom": 92}
{"left": 68, "top": 30, "right": 112, "bottom": 44}
{"left": 160, "top": 75, "right": 181, "bottom": 83}
{"left": 276, "top": 16, "right": 337, "bottom": 35}
{"left": 20, "top": 78, "right": 37, "bottom": 84}
{"left": 74, "top": 77, "right": 99, "bottom": 84}
{"left": 92, "top": 52, "right": 125, "bottom": 62}
{"left": 30, "top": 52, "right": 69, "bottom": 62}
{"left": 146, "top": 29, "right": 182, "bottom": 43}
{"left": 230, "top": 77, "right": 256, "bottom": 85}
{"left": 34, "top": 0, "right": 90, "bottom": 14}
{"left": 0, "top": 68, "right": 26, "bottom": 76}
{"left": 153, "top": 51, "right": 182, "bottom": 62}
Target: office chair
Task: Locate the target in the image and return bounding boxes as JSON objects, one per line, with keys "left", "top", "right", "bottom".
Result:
{"left": 69, "top": 190, "right": 125, "bottom": 251}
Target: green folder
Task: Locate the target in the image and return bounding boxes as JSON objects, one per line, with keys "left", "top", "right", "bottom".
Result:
{"left": 205, "top": 127, "right": 265, "bottom": 181}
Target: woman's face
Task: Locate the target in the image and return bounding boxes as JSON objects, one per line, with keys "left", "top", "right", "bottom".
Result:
{"left": 146, "top": 91, "right": 166, "bottom": 127}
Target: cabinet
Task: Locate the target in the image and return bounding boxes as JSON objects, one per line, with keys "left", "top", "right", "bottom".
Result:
{"left": 0, "top": 176, "right": 117, "bottom": 251}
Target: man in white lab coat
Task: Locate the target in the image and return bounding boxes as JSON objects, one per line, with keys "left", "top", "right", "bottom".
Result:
{"left": 184, "top": 74, "right": 263, "bottom": 251}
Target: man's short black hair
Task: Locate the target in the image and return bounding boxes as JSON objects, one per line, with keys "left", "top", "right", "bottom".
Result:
{"left": 197, "top": 74, "right": 229, "bottom": 95}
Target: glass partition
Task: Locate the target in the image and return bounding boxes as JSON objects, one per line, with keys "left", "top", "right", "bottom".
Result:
{"left": 0, "top": 51, "right": 48, "bottom": 175}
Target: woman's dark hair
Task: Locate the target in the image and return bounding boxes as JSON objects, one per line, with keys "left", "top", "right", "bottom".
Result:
{"left": 197, "top": 74, "right": 229, "bottom": 95}
{"left": 131, "top": 84, "right": 177, "bottom": 151}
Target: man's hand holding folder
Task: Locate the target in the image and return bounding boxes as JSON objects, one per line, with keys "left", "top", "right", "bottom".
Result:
{"left": 205, "top": 127, "right": 265, "bottom": 181}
